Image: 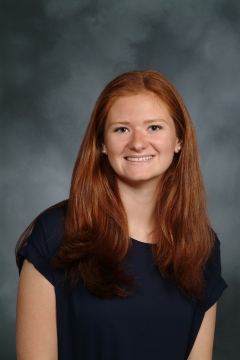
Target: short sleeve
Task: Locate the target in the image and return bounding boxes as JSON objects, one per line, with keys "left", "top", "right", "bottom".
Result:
{"left": 200, "top": 234, "right": 228, "bottom": 311}
{"left": 17, "top": 206, "right": 65, "bottom": 285}
{"left": 184, "top": 234, "right": 228, "bottom": 359}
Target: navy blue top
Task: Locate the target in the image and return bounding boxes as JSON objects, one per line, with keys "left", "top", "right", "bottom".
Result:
{"left": 17, "top": 205, "right": 227, "bottom": 360}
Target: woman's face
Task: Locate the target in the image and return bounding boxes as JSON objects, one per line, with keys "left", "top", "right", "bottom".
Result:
{"left": 103, "top": 92, "right": 180, "bottom": 188}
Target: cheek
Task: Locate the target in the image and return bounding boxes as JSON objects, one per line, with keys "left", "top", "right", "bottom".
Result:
{"left": 105, "top": 139, "right": 116, "bottom": 154}
{"left": 156, "top": 136, "right": 177, "bottom": 152}
{"left": 105, "top": 136, "right": 127, "bottom": 154}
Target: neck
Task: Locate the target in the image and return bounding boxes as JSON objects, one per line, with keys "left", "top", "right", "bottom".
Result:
{"left": 118, "top": 179, "right": 158, "bottom": 243}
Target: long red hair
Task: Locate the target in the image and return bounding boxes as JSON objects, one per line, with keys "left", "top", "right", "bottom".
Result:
{"left": 16, "top": 70, "right": 214, "bottom": 299}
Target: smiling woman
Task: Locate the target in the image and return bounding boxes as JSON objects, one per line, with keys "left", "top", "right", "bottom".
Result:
{"left": 103, "top": 93, "right": 180, "bottom": 188}
{"left": 16, "top": 70, "right": 227, "bottom": 360}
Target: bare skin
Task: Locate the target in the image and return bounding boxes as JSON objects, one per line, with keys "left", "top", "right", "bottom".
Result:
{"left": 16, "top": 260, "right": 58, "bottom": 360}
{"left": 188, "top": 304, "right": 217, "bottom": 359}
{"left": 119, "top": 179, "right": 157, "bottom": 243}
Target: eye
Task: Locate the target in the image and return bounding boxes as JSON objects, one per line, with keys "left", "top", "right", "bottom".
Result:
{"left": 115, "top": 127, "right": 129, "bottom": 133}
{"left": 148, "top": 125, "right": 161, "bottom": 131}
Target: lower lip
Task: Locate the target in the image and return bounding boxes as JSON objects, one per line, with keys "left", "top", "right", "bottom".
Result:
{"left": 124, "top": 156, "right": 155, "bottom": 164}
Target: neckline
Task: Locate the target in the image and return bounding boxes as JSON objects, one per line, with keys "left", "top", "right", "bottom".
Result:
{"left": 131, "top": 238, "right": 154, "bottom": 247}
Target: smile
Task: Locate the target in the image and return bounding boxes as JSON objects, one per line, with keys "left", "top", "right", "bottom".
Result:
{"left": 125, "top": 156, "right": 154, "bottom": 162}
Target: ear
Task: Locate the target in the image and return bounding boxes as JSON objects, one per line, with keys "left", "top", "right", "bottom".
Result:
{"left": 174, "top": 139, "right": 182, "bottom": 153}
{"left": 102, "top": 144, "right": 107, "bottom": 154}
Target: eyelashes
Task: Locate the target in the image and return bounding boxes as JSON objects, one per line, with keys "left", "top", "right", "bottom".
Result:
{"left": 148, "top": 125, "right": 161, "bottom": 131}
{"left": 115, "top": 127, "right": 129, "bottom": 133}
{"left": 114, "top": 125, "right": 162, "bottom": 133}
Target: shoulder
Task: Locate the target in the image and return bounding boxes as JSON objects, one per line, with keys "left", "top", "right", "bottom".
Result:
{"left": 17, "top": 202, "right": 68, "bottom": 273}
{"left": 37, "top": 202, "right": 67, "bottom": 238}
{"left": 32, "top": 202, "right": 67, "bottom": 252}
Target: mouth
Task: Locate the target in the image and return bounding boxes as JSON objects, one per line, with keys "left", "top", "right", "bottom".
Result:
{"left": 125, "top": 155, "right": 154, "bottom": 162}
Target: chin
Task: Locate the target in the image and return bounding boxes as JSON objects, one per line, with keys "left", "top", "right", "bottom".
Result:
{"left": 119, "top": 174, "right": 162, "bottom": 185}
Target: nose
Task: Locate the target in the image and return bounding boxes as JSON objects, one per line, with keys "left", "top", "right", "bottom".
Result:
{"left": 128, "top": 129, "right": 147, "bottom": 151}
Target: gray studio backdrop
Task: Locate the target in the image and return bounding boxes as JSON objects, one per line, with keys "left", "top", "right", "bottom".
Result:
{"left": 1, "top": 0, "right": 239, "bottom": 358}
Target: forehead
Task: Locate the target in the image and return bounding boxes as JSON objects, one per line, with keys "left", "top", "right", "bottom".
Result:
{"left": 105, "top": 92, "right": 172, "bottom": 122}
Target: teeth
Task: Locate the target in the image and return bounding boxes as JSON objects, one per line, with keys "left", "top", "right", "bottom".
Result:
{"left": 126, "top": 156, "right": 153, "bottom": 162}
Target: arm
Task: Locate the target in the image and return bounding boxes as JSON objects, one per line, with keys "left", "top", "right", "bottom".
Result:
{"left": 16, "top": 259, "right": 58, "bottom": 360}
{"left": 187, "top": 303, "right": 217, "bottom": 360}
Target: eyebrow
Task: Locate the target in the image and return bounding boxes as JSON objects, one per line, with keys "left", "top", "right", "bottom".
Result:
{"left": 108, "top": 119, "right": 168, "bottom": 126}
{"left": 144, "top": 119, "right": 168, "bottom": 124}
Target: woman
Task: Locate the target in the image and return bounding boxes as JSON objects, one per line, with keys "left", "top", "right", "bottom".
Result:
{"left": 16, "top": 70, "right": 227, "bottom": 360}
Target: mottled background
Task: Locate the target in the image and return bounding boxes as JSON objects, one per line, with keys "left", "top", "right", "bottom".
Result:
{"left": 1, "top": 0, "right": 239, "bottom": 358}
